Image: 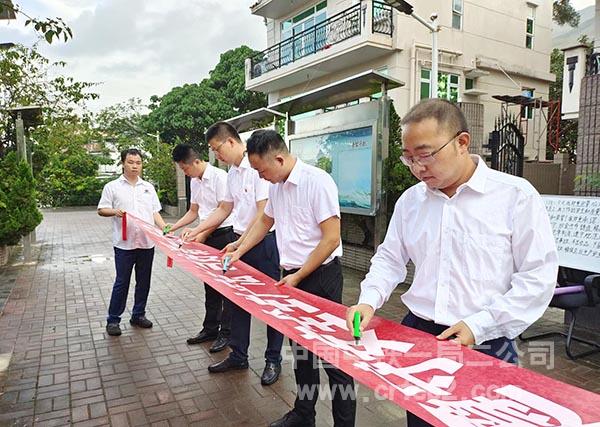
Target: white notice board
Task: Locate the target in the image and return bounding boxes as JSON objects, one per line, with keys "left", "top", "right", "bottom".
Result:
{"left": 542, "top": 195, "right": 600, "bottom": 273}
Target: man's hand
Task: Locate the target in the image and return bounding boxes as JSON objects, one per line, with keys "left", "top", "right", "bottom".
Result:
{"left": 181, "top": 227, "right": 196, "bottom": 242}
{"left": 436, "top": 320, "right": 475, "bottom": 346}
{"left": 345, "top": 304, "right": 375, "bottom": 336}
{"left": 275, "top": 273, "right": 301, "bottom": 288}
{"left": 220, "top": 241, "right": 239, "bottom": 256}
{"left": 162, "top": 223, "right": 173, "bottom": 235}
{"left": 221, "top": 249, "right": 242, "bottom": 268}
{"left": 114, "top": 209, "right": 125, "bottom": 217}
{"left": 194, "top": 231, "right": 209, "bottom": 244}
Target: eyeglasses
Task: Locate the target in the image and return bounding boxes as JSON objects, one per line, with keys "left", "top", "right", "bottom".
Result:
{"left": 210, "top": 139, "right": 227, "bottom": 153}
{"left": 400, "top": 131, "right": 464, "bottom": 168}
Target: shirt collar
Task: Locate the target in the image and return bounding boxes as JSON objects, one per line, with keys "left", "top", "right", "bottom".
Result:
{"left": 286, "top": 158, "right": 303, "bottom": 186}
{"left": 460, "top": 155, "right": 487, "bottom": 194}
{"left": 119, "top": 174, "right": 145, "bottom": 186}
{"left": 200, "top": 163, "right": 214, "bottom": 181}
{"left": 234, "top": 154, "right": 251, "bottom": 171}
{"left": 424, "top": 155, "right": 487, "bottom": 198}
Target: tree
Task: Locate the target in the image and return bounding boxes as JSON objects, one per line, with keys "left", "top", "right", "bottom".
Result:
{"left": 0, "top": 1, "right": 73, "bottom": 43}
{"left": 95, "top": 99, "right": 177, "bottom": 206}
{"left": 31, "top": 118, "right": 109, "bottom": 207}
{"left": 553, "top": 0, "right": 580, "bottom": 27}
{"left": 145, "top": 45, "right": 267, "bottom": 153}
{"left": 0, "top": 152, "right": 42, "bottom": 246}
{"left": 145, "top": 81, "right": 234, "bottom": 151}
{"left": 0, "top": 44, "right": 98, "bottom": 156}
{"left": 209, "top": 46, "right": 267, "bottom": 113}
{"left": 384, "top": 104, "right": 418, "bottom": 219}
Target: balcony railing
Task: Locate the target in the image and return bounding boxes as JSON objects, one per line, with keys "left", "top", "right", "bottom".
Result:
{"left": 250, "top": 2, "right": 392, "bottom": 79}
{"left": 372, "top": 1, "right": 392, "bottom": 35}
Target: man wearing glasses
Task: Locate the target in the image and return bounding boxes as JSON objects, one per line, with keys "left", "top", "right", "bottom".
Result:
{"left": 184, "top": 122, "right": 284, "bottom": 386}
{"left": 346, "top": 99, "right": 558, "bottom": 427}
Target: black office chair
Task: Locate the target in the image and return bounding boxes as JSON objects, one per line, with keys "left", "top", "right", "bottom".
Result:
{"left": 519, "top": 267, "right": 600, "bottom": 360}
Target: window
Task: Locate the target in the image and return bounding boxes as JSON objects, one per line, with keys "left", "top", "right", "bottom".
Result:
{"left": 521, "top": 88, "right": 534, "bottom": 119}
{"left": 421, "top": 69, "right": 460, "bottom": 102}
{"left": 280, "top": 1, "right": 327, "bottom": 64}
{"left": 525, "top": 5, "right": 535, "bottom": 49}
{"left": 465, "top": 78, "right": 474, "bottom": 90}
{"left": 452, "top": 0, "right": 463, "bottom": 30}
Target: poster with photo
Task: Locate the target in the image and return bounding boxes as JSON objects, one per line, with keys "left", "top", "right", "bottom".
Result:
{"left": 290, "top": 126, "right": 374, "bottom": 213}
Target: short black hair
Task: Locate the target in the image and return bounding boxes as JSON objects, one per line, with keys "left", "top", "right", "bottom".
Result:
{"left": 172, "top": 144, "right": 199, "bottom": 163}
{"left": 246, "top": 129, "right": 288, "bottom": 157}
{"left": 120, "top": 148, "right": 143, "bottom": 163}
{"left": 205, "top": 122, "right": 242, "bottom": 145}
{"left": 401, "top": 99, "right": 469, "bottom": 135}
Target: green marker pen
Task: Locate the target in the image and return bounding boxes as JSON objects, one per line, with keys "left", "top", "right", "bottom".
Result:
{"left": 353, "top": 311, "right": 361, "bottom": 345}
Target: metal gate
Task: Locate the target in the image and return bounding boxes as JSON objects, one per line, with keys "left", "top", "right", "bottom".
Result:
{"left": 487, "top": 116, "right": 525, "bottom": 177}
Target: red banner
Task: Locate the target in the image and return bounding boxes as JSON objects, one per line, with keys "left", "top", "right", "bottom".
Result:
{"left": 121, "top": 212, "right": 127, "bottom": 241}
{"left": 131, "top": 215, "right": 600, "bottom": 427}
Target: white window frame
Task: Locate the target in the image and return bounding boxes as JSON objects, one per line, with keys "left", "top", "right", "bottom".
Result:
{"left": 525, "top": 5, "right": 535, "bottom": 49}
{"left": 452, "top": 0, "right": 463, "bottom": 30}
{"left": 420, "top": 68, "right": 460, "bottom": 101}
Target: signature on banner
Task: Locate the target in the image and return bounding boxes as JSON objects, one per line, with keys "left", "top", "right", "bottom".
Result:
{"left": 137, "top": 219, "right": 600, "bottom": 427}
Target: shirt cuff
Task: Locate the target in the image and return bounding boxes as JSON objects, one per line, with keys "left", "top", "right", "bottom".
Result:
{"left": 462, "top": 310, "right": 497, "bottom": 345}
{"left": 358, "top": 288, "right": 384, "bottom": 311}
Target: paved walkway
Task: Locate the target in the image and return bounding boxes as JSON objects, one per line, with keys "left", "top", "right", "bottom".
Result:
{"left": 0, "top": 208, "right": 599, "bottom": 426}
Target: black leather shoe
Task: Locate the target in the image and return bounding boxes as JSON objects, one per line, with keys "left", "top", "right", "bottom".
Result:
{"left": 208, "top": 357, "right": 249, "bottom": 373}
{"left": 187, "top": 330, "right": 217, "bottom": 345}
{"left": 269, "top": 411, "right": 311, "bottom": 427}
{"left": 260, "top": 362, "right": 281, "bottom": 386}
{"left": 209, "top": 336, "right": 230, "bottom": 353}
{"left": 106, "top": 323, "right": 121, "bottom": 336}
{"left": 129, "top": 316, "right": 153, "bottom": 328}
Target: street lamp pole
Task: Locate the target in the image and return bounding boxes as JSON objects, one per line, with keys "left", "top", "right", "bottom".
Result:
{"left": 384, "top": 0, "right": 439, "bottom": 99}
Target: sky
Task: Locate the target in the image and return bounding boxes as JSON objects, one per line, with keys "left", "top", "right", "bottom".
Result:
{"left": 0, "top": 0, "right": 596, "bottom": 113}
{"left": 0, "top": 0, "right": 267, "bottom": 112}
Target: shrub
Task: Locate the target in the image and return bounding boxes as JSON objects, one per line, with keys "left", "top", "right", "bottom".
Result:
{"left": 0, "top": 152, "right": 43, "bottom": 246}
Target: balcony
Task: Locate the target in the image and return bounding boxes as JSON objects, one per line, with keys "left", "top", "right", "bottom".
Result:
{"left": 246, "top": 1, "right": 394, "bottom": 94}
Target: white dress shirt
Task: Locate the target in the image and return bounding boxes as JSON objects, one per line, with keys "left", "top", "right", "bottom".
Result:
{"left": 358, "top": 156, "right": 559, "bottom": 344}
{"left": 223, "top": 155, "right": 272, "bottom": 235}
{"left": 97, "top": 175, "right": 161, "bottom": 250}
{"left": 190, "top": 163, "right": 233, "bottom": 228}
{"left": 264, "top": 159, "right": 343, "bottom": 270}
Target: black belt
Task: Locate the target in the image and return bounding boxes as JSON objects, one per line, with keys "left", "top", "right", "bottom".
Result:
{"left": 234, "top": 230, "right": 275, "bottom": 239}
{"left": 283, "top": 256, "right": 340, "bottom": 275}
{"left": 209, "top": 226, "right": 233, "bottom": 239}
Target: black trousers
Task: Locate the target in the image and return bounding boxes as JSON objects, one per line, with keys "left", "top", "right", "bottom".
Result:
{"left": 283, "top": 258, "right": 356, "bottom": 427}
{"left": 201, "top": 226, "right": 236, "bottom": 337}
{"left": 401, "top": 311, "right": 518, "bottom": 427}
{"left": 229, "top": 232, "right": 284, "bottom": 364}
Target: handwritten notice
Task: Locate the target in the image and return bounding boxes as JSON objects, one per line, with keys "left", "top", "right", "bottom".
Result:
{"left": 542, "top": 195, "right": 600, "bottom": 272}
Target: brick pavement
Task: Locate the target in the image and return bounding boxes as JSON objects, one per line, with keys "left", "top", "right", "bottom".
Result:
{"left": 0, "top": 208, "right": 599, "bottom": 426}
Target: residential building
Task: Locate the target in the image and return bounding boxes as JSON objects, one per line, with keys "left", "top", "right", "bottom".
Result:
{"left": 245, "top": 0, "right": 555, "bottom": 160}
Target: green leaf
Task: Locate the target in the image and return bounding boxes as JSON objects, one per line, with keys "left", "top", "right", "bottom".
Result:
{"left": 45, "top": 30, "right": 55, "bottom": 44}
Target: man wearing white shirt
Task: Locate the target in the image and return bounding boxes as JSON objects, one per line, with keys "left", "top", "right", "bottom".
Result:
{"left": 346, "top": 99, "right": 558, "bottom": 427}
{"left": 185, "top": 122, "right": 284, "bottom": 386}
{"left": 169, "top": 144, "right": 236, "bottom": 353}
{"left": 225, "top": 130, "right": 356, "bottom": 427}
{"left": 98, "top": 148, "right": 167, "bottom": 337}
